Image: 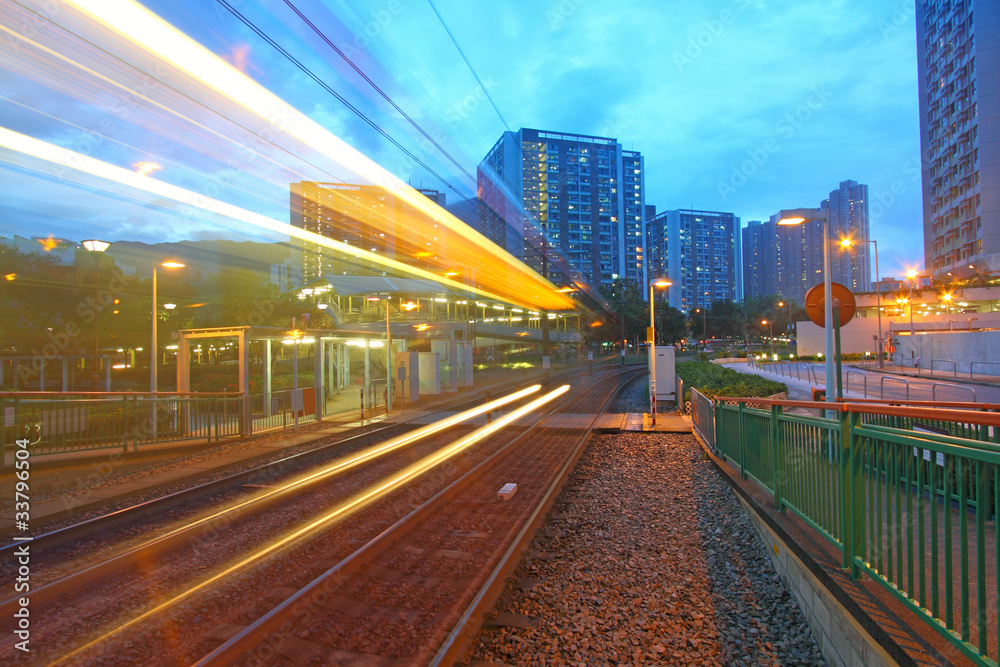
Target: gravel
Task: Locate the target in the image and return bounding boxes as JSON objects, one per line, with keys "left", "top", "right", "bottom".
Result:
{"left": 610, "top": 375, "right": 652, "bottom": 413}
{"left": 468, "top": 432, "right": 826, "bottom": 666}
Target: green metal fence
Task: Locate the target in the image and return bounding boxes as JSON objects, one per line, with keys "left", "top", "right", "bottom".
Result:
{"left": 713, "top": 398, "right": 1000, "bottom": 667}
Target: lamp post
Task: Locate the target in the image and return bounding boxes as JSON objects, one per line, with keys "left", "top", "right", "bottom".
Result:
{"left": 762, "top": 319, "right": 773, "bottom": 357}
{"left": 619, "top": 280, "right": 626, "bottom": 367}
{"left": 648, "top": 278, "right": 672, "bottom": 427}
{"left": 840, "top": 238, "right": 883, "bottom": 367}
{"left": 905, "top": 269, "right": 918, "bottom": 336}
{"left": 777, "top": 208, "right": 833, "bottom": 407}
{"left": 81, "top": 240, "right": 110, "bottom": 391}
{"left": 151, "top": 260, "right": 185, "bottom": 393}
{"left": 694, "top": 307, "right": 707, "bottom": 342}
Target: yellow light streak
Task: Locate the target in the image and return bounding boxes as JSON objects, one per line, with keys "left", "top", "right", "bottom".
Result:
{"left": 37, "top": 235, "right": 59, "bottom": 252}
{"left": 0, "top": 126, "right": 549, "bottom": 309}
{"left": 64, "top": 0, "right": 571, "bottom": 311}
{"left": 54, "top": 384, "right": 564, "bottom": 664}
{"left": 133, "top": 161, "right": 161, "bottom": 176}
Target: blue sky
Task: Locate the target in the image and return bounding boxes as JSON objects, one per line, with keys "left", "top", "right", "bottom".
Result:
{"left": 0, "top": 0, "right": 924, "bottom": 278}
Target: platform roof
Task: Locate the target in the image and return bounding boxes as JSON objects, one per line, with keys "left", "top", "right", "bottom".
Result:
{"left": 307, "top": 275, "right": 470, "bottom": 299}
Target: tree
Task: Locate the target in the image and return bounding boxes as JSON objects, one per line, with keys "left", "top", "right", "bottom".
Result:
{"left": 600, "top": 278, "right": 648, "bottom": 347}
{"left": 656, "top": 304, "right": 687, "bottom": 344}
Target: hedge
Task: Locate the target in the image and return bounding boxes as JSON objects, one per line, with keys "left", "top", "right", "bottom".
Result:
{"left": 676, "top": 361, "right": 787, "bottom": 400}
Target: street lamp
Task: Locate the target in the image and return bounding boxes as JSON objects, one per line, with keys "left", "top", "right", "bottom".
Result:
{"left": 762, "top": 319, "right": 773, "bottom": 357}
{"left": 841, "top": 237, "right": 883, "bottom": 368}
{"left": 648, "top": 278, "right": 672, "bottom": 427}
{"left": 151, "top": 260, "right": 185, "bottom": 393}
{"left": 81, "top": 240, "right": 111, "bottom": 391}
{"left": 905, "top": 269, "right": 918, "bottom": 336}
{"left": 694, "top": 307, "right": 707, "bottom": 341}
{"left": 777, "top": 208, "right": 833, "bottom": 406}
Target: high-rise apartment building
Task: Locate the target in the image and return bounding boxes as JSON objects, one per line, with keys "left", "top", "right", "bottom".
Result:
{"left": 824, "top": 179, "right": 871, "bottom": 293}
{"left": 742, "top": 180, "right": 869, "bottom": 304}
{"left": 741, "top": 220, "right": 778, "bottom": 299}
{"left": 917, "top": 0, "right": 1000, "bottom": 276}
{"left": 647, "top": 209, "right": 740, "bottom": 312}
{"left": 478, "top": 128, "right": 646, "bottom": 294}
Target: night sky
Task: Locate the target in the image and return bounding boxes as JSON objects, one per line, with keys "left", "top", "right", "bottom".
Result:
{"left": 0, "top": 0, "right": 923, "bottom": 278}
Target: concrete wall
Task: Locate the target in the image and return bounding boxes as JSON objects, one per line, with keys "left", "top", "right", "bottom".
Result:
{"left": 892, "top": 329, "right": 1000, "bottom": 374}
{"left": 736, "top": 493, "right": 895, "bottom": 667}
{"left": 795, "top": 310, "right": 1000, "bottom": 357}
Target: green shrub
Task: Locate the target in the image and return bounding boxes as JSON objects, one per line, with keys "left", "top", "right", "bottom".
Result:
{"left": 677, "top": 361, "right": 786, "bottom": 400}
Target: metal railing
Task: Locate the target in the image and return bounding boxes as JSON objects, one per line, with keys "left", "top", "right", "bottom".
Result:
{"left": 1, "top": 389, "right": 325, "bottom": 463}
{"left": 712, "top": 396, "right": 1000, "bottom": 666}
{"left": 880, "top": 375, "right": 910, "bottom": 400}
{"left": 972, "top": 361, "right": 1000, "bottom": 380}
{"left": 846, "top": 370, "right": 867, "bottom": 397}
{"left": 690, "top": 387, "right": 714, "bottom": 450}
{"left": 931, "top": 359, "right": 958, "bottom": 378}
{"left": 932, "top": 382, "right": 977, "bottom": 403}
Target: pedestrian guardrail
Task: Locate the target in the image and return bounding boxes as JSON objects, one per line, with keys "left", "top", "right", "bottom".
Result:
{"left": 931, "top": 359, "right": 958, "bottom": 378}
{"left": 846, "top": 370, "right": 867, "bottom": 397}
{"left": 711, "top": 396, "right": 1000, "bottom": 666}
{"left": 971, "top": 361, "right": 1000, "bottom": 380}
{"left": 932, "top": 382, "right": 977, "bottom": 403}
{"left": 880, "top": 375, "right": 910, "bottom": 400}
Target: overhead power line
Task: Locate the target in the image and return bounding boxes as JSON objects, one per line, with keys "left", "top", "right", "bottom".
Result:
{"left": 217, "top": 0, "right": 469, "bottom": 200}
{"left": 425, "top": 0, "right": 511, "bottom": 132}
{"left": 282, "top": 0, "right": 477, "bottom": 186}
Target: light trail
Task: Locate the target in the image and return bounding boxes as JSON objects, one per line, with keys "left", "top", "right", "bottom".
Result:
{"left": 52, "top": 384, "right": 570, "bottom": 665}
{"left": 0, "top": 125, "right": 544, "bottom": 308}
{"left": 56, "top": 0, "right": 572, "bottom": 311}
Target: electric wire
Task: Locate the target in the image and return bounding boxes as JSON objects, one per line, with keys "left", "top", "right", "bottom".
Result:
{"left": 281, "top": 0, "right": 477, "bottom": 186}
{"left": 425, "top": 0, "right": 511, "bottom": 133}
{"left": 8, "top": 1, "right": 345, "bottom": 187}
{"left": 216, "top": 0, "right": 468, "bottom": 200}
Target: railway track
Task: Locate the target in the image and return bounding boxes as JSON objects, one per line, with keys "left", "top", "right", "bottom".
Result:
{"left": 197, "top": 366, "right": 641, "bottom": 666}
{"left": 0, "top": 371, "right": 586, "bottom": 563}
{"left": 0, "top": 365, "right": 641, "bottom": 665}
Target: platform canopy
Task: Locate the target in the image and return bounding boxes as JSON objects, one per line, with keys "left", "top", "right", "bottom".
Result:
{"left": 304, "top": 275, "right": 472, "bottom": 299}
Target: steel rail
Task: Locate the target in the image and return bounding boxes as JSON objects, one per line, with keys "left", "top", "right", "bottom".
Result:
{"left": 431, "top": 369, "right": 637, "bottom": 665}
{"left": 193, "top": 368, "right": 642, "bottom": 666}
{"left": 0, "top": 381, "right": 564, "bottom": 616}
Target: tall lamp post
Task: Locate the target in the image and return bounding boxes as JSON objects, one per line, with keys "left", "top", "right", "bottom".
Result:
{"left": 151, "top": 260, "right": 185, "bottom": 393}
{"left": 777, "top": 208, "right": 833, "bottom": 408}
{"left": 81, "top": 240, "right": 110, "bottom": 391}
{"left": 840, "top": 238, "right": 883, "bottom": 368}
{"left": 648, "top": 278, "right": 672, "bottom": 427}
{"left": 762, "top": 319, "right": 774, "bottom": 357}
{"left": 905, "top": 269, "right": 918, "bottom": 336}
